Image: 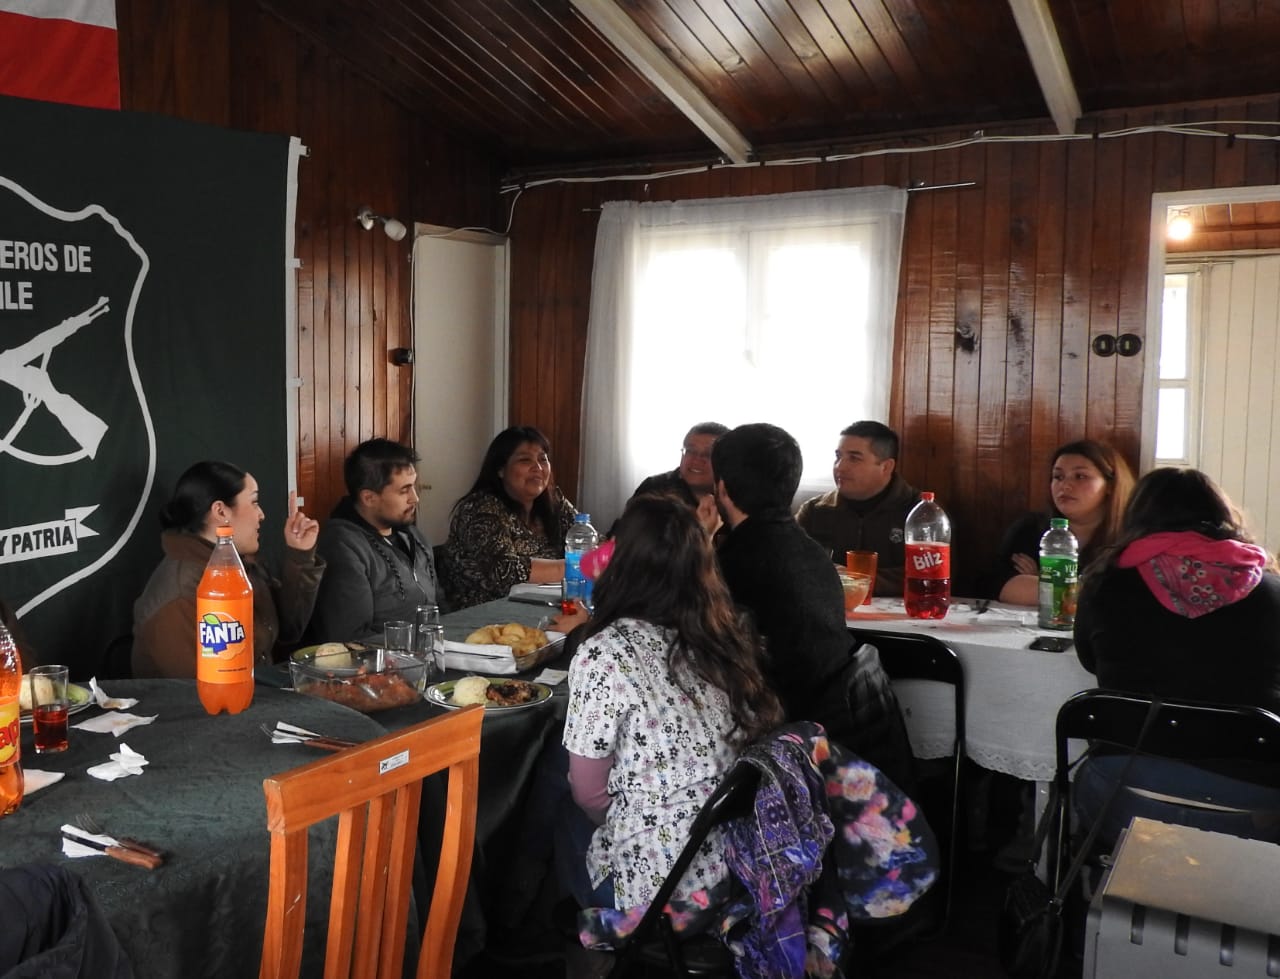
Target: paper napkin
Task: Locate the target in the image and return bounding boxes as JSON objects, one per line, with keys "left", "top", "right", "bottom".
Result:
{"left": 60, "top": 823, "right": 118, "bottom": 859}
{"left": 534, "top": 668, "right": 568, "bottom": 686}
{"left": 24, "top": 769, "right": 65, "bottom": 796}
{"left": 88, "top": 677, "right": 139, "bottom": 710}
{"left": 74, "top": 711, "right": 157, "bottom": 737}
{"left": 443, "top": 642, "right": 520, "bottom": 675}
{"left": 86, "top": 743, "right": 149, "bottom": 781}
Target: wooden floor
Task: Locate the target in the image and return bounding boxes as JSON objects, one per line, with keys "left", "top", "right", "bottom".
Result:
{"left": 463, "top": 848, "right": 1087, "bottom": 978}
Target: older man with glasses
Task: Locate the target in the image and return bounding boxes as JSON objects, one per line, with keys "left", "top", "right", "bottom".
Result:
{"left": 616, "top": 421, "right": 728, "bottom": 537}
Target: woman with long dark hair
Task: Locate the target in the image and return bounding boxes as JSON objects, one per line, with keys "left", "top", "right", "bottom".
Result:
{"left": 561, "top": 494, "right": 783, "bottom": 910}
{"left": 440, "top": 426, "right": 577, "bottom": 608}
{"left": 132, "top": 461, "right": 322, "bottom": 677}
{"left": 1072, "top": 467, "right": 1280, "bottom": 845}
{"left": 982, "top": 439, "right": 1136, "bottom": 604}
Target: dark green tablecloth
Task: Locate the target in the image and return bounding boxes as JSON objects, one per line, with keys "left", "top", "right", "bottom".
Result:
{"left": 0, "top": 680, "right": 386, "bottom": 979}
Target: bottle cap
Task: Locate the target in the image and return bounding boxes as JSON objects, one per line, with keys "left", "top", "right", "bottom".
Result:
{"left": 574, "top": 513, "right": 591, "bottom": 523}
{"left": 920, "top": 491, "right": 934, "bottom": 501}
{"left": 215, "top": 526, "right": 234, "bottom": 538}
{"left": 1050, "top": 517, "right": 1069, "bottom": 529}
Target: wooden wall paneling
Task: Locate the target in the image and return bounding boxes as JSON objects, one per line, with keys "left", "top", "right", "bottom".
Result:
{"left": 174, "top": 1, "right": 231, "bottom": 127}
{"left": 1114, "top": 114, "right": 1156, "bottom": 458}
{"left": 916, "top": 146, "right": 960, "bottom": 498}
{"left": 1028, "top": 136, "right": 1068, "bottom": 502}
{"left": 1003, "top": 133, "right": 1041, "bottom": 515}
{"left": 947, "top": 140, "right": 987, "bottom": 540}
{"left": 976, "top": 138, "right": 1014, "bottom": 537}
{"left": 1084, "top": 125, "right": 1124, "bottom": 440}
{"left": 1058, "top": 132, "right": 1095, "bottom": 443}
{"left": 896, "top": 145, "right": 934, "bottom": 484}
{"left": 1151, "top": 106, "right": 1187, "bottom": 195}
{"left": 1243, "top": 99, "right": 1279, "bottom": 190}
{"left": 1212, "top": 101, "right": 1248, "bottom": 190}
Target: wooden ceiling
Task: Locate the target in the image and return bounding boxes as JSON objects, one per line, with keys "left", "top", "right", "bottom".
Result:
{"left": 259, "top": 0, "right": 1280, "bottom": 177}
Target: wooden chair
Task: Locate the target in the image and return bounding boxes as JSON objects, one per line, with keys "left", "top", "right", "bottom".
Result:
{"left": 258, "top": 706, "right": 483, "bottom": 979}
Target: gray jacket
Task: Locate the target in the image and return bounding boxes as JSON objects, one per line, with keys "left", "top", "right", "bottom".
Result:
{"left": 309, "top": 498, "right": 437, "bottom": 641}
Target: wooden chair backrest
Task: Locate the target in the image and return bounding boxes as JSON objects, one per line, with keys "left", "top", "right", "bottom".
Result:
{"left": 259, "top": 706, "right": 483, "bottom": 979}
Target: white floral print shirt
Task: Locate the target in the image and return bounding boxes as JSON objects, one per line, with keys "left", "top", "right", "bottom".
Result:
{"left": 563, "top": 618, "right": 739, "bottom": 908}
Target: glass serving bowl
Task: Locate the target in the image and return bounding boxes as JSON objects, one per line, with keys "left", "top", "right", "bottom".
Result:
{"left": 838, "top": 571, "right": 873, "bottom": 614}
{"left": 289, "top": 646, "right": 427, "bottom": 713}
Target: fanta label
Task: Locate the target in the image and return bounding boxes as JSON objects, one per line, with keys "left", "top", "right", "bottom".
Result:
{"left": 199, "top": 612, "right": 247, "bottom": 656}
{"left": 905, "top": 543, "right": 950, "bottom": 579}
{"left": 0, "top": 701, "right": 19, "bottom": 764}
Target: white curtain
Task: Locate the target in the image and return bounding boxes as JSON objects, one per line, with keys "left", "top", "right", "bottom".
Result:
{"left": 579, "top": 186, "right": 907, "bottom": 530}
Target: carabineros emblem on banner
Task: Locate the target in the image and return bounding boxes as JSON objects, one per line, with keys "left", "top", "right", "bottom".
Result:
{"left": 0, "top": 177, "right": 156, "bottom": 617}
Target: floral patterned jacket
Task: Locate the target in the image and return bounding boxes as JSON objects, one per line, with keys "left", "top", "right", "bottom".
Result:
{"left": 577, "top": 723, "right": 938, "bottom": 979}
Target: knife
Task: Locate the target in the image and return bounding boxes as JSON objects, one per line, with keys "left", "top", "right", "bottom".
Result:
{"left": 62, "top": 828, "right": 164, "bottom": 869}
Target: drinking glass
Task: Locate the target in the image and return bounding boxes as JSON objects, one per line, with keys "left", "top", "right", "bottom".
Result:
{"left": 383, "top": 620, "right": 413, "bottom": 655}
{"left": 29, "top": 664, "right": 69, "bottom": 754}
{"left": 845, "top": 550, "right": 878, "bottom": 605}
{"left": 416, "top": 624, "right": 446, "bottom": 680}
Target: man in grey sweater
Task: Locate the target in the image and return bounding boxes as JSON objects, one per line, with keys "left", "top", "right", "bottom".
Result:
{"left": 308, "top": 438, "right": 437, "bottom": 641}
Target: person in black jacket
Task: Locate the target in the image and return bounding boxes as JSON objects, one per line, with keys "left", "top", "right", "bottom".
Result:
{"left": 711, "top": 423, "right": 914, "bottom": 791}
{"left": 1072, "top": 467, "right": 1280, "bottom": 846}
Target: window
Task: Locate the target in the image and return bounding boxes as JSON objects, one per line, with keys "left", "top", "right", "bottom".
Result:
{"left": 580, "top": 187, "right": 907, "bottom": 528}
{"left": 1154, "top": 271, "right": 1195, "bottom": 464}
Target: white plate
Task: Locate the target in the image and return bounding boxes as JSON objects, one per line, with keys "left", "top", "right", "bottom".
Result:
{"left": 20, "top": 683, "right": 94, "bottom": 725}
{"left": 426, "top": 678, "right": 552, "bottom": 712}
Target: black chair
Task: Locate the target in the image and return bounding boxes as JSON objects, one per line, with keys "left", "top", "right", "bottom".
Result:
{"left": 595, "top": 760, "right": 760, "bottom": 979}
{"left": 1051, "top": 688, "right": 1280, "bottom": 890}
{"left": 847, "top": 628, "right": 965, "bottom": 936}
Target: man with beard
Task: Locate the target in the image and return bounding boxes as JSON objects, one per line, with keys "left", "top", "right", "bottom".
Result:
{"left": 309, "top": 438, "right": 438, "bottom": 640}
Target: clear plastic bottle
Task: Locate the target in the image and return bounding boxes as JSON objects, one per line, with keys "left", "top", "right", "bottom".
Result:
{"left": 0, "top": 620, "right": 23, "bottom": 817}
{"left": 196, "top": 526, "right": 255, "bottom": 715}
{"left": 563, "top": 513, "right": 599, "bottom": 611}
{"left": 1038, "top": 517, "right": 1079, "bottom": 631}
{"left": 904, "top": 491, "right": 951, "bottom": 619}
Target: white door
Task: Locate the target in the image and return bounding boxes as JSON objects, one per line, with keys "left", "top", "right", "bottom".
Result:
{"left": 412, "top": 228, "right": 508, "bottom": 546}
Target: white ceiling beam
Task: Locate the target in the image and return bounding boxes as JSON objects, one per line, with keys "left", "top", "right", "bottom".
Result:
{"left": 1007, "top": 0, "right": 1081, "bottom": 135}
{"left": 569, "top": 0, "right": 753, "bottom": 164}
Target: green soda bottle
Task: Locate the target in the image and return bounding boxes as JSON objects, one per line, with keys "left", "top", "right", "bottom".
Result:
{"left": 1038, "top": 517, "right": 1078, "bottom": 631}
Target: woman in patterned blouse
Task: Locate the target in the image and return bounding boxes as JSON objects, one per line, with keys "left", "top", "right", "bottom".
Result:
{"left": 562, "top": 494, "right": 783, "bottom": 910}
{"left": 440, "top": 426, "right": 578, "bottom": 609}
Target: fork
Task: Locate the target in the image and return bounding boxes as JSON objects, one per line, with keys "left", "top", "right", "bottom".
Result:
{"left": 76, "top": 813, "right": 165, "bottom": 861}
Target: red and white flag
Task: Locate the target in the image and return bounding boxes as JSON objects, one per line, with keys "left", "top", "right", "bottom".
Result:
{"left": 0, "top": 0, "right": 120, "bottom": 109}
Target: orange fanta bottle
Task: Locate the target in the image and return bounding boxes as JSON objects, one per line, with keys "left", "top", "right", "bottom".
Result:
{"left": 0, "top": 621, "right": 24, "bottom": 817}
{"left": 196, "top": 526, "right": 255, "bottom": 714}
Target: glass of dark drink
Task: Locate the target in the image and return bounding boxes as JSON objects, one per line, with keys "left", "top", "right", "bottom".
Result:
{"left": 28, "top": 664, "right": 70, "bottom": 754}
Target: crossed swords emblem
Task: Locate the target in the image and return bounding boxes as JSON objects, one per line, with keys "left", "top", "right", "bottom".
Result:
{"left": 0, "top": 296, "right": 110, "bottom": 462}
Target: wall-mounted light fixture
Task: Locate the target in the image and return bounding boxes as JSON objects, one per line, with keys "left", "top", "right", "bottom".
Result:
{"left": 1167, "top": 207, "right": 1194, "bottom": 242}
{"left": 356, "top": 205, "right": 407, "bottom": 242}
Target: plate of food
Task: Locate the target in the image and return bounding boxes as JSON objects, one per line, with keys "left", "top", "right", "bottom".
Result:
{"left": 457, "top": 623, "right": 565, "bottom": 672}
{"left": 19, "top": 681, "right": 93, "bottom": 724}
{"left": 426, "top": 677, "right": 553, "bottom": 712}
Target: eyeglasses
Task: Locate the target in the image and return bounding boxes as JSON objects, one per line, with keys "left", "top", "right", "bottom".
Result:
{"left": 681, "top": 446, "right": 713, "bottom": 460}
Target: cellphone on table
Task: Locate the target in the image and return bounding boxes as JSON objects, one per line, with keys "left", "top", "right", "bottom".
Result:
{"left": 1028, "top": 636, "right": 1073, "bottom": 653}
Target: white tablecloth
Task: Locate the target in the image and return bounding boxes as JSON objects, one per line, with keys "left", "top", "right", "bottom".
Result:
{"left": 848, "top": 598, "right": 1096, "bottom": 782}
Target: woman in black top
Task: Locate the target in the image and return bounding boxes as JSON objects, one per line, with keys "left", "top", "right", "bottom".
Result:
{"left": 981, "top": 439, "right": 1135, "bottom": 604}
{"left": 1072, "top": 467, "right": 1280, "bottom": 846}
